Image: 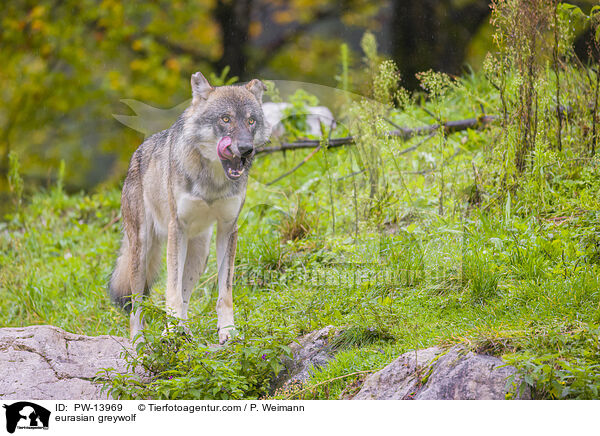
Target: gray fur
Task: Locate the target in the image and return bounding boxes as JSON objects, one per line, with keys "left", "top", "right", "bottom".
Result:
{"left": 109, "top": 72, "right": 270, "bottom": 343}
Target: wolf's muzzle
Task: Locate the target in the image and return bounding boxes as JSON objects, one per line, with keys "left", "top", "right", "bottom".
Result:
{"left": 238, "top": 143, "right": 254, "bottom": 158}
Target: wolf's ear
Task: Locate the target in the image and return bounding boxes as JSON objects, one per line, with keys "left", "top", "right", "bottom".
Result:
{"left": 245, "top": 79, "right": 267, "bottom": 103}
{"left": 191, "top": 72, "right": 213, "bottom": 104}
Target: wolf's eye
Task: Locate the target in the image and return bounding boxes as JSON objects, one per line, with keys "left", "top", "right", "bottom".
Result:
{"left": 221, "top": 116, "right": 230, "bottom": 123}
{"left": 248, "top": 118, "right": 255, "bottom": 126}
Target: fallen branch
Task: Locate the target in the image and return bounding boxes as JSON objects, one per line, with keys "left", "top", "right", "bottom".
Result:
{"left": 396, "top": 131, "right": 436, "bottom": 156}
{"left": 255, "top": 115, "right": 498, "bottom": 155}
{"left": 284, "top": 369, "right": 374, "bottom": 400}
{"left": 265, "top": 144, "right": 323, "bottom": 186}
{"left": 266, "top": 129, "right": 437, "bottom": 185}
{"left": 266, "top": 119, "right": 336, "bottom": 186}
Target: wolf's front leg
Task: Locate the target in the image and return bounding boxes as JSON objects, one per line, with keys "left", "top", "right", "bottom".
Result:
{"left": 216, "top": 221, "right": 238, "bottom": 344}
{"left": 181, "top": 229, "right": 212, "bottom": 320}
{"left": 166, "top": 219, "right": 188, "bottom": 321}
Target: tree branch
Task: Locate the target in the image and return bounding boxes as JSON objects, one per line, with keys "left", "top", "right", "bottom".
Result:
{"left": 152, "top": 35, "right": 218, "bottom": 68}
{"left": 86, "top": 18, "right": 218, "bottom": 71}
{"left": 254, "top": 6, "right": 340, "bottom": 68}
{"left": 265, "top": 143, "right": 323, "bottom": 186}
{"left": 255, "top": 115, "right": 498, "bottom": 154}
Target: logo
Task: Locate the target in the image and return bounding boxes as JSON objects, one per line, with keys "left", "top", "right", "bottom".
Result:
{"left": 2, "top": 402, "right": 50, "bottom": 434}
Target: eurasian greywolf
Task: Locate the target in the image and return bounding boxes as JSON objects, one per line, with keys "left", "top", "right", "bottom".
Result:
{"left": 109, "top": 72, "right": 269, "bottom": 344}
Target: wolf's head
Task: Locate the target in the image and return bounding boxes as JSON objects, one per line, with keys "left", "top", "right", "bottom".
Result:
{"left": 186, "top": 72, "right": 270, "bottom": 181}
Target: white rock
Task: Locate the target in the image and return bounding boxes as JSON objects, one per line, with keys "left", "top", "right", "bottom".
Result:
{"left": 0, "top": 325, "right": 132, "bottom": 400}
{"left": 262, "top": 102, "right": 336, "bottom": 138}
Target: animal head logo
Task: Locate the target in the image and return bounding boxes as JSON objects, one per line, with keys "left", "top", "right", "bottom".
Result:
{"left": 2, "top": 402, "right": 51, "bottom": 434}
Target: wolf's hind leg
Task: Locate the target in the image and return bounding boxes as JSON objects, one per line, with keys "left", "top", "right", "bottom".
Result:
{"left": 127, "top": 216, "right": 158, "bottom": 341}
{"left": 128, "top": 235, "right": 147, "bottom": 341}
{"left": 129, "top": 227, "right": 163, "bottom": 337}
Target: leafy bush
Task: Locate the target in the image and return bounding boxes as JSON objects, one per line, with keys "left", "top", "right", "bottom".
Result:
{"left": 504, "top": 325, "right": 600, "bottom": 399}
{"left": 280, "top": 89, "right": 321, "bottom": 140}
{"left": 97, "top": 302, "right": 292, "bottom": 400}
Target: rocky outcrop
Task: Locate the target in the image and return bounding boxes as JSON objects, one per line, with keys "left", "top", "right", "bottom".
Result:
{"left": 0, "top": 325, "right": 131, "bottom": 400}
{"left": 271, "top": 327, "right": 527, "bottom": 400}
{"left": 353, "top": 346, "right": 442, "bottom": 400}
{"left": 0, "top": 325, "right": 529, "bottom": 401}
{"left": 353, "top": 345, "right": 530, "bottom": 400}
{"left": 270, "top": 325, "right": 340, "bottom": 392}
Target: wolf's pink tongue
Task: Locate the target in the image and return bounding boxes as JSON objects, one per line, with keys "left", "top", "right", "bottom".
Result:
{"left": 217, "top": 136, "right": 233, "bottom": 160}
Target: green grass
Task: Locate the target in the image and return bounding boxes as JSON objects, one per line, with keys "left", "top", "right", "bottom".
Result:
{"left": 0, "top": 187, "right": 127, "bottom": 336}
{"left": 3, "top": 183, "right": 599, "bottom": 399}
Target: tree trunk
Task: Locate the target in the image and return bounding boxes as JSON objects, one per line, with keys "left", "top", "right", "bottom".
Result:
{"left": 213, "top": 0, "right": 253, "bottom": 80}
{"left": 390, "top": 0, "right": 490, "bottom": 90}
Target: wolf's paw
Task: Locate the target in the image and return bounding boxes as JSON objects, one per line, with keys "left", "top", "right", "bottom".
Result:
{"left": 130, "top": 315, "right": 145, "bottom": 344}
{"left": 218, "top": 326, "right": 236, "bottom": 345}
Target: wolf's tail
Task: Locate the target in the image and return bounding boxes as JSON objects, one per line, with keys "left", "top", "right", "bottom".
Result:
{"left": 109, "top": 235, "right": 134, "bottom": 313}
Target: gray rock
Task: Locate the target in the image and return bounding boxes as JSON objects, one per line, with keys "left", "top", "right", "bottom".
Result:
{"left": 0, "top": 325, "right": 132, "bottom": 400}
{"left": 271, "top": 325, "right": 340, "bottom": 392}
{"left": 415, "top": 346, "right": 528, "bottom": 400}
{"left": 353, "top": 345, "right": 530, "bottom": 400}
{"left": 353, "top": 347, "right": 442, "bottom": 400}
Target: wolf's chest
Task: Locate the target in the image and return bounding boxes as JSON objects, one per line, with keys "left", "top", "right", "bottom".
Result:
{"left": 176, "top": 193, "right": 243, "bottom": 236}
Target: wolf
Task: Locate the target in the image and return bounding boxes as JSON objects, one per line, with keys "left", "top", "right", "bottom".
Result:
{"left": 109, "top": 72, "right": 269, "bottom": 344}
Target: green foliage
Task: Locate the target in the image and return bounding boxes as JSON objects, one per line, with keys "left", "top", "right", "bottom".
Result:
{"left": 278, "top": 203, "right": 314, "bottom": 243}
{"left": 263, "top": 80, "right": 282, "bottom": 103}
{"left": 0, "top": 185, "right": 124, "bottom": 335}
{"left": 461, "top": 250, "right": 500, "bottom": 304}
{"left": 360, "top": 31, "right": 379, "bottom": 73}
{"left": 208, "top": 66, "right": 239, "bottom": 87}
{"left": 7, "top": 151, "right": 23, "bottom": 210}
{"left": 56, "top": 160, "right": 66, "bottom": 194}
{"left": 416, "top": 70, "right": 456, "bottom": 100}
{"left": 331, "top": 326, "right": 394, "bottom": 350}
{"left": 337, "top": 43, "right": 350, "bottom": 93}
{"left": 379, "top": 233, "right": 425, "bottom": 288}
{"left": 98, "top": 302, "right": 292, "bottom": 400}
{"left": 504, "top": 325, "right": 600, "bottom": 399}
{"left": 280, "top": 89, "right": 321, "bottom": 140}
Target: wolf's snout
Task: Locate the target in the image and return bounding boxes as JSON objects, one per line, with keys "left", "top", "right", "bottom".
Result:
{"left": 238, "top": 143, "right": 254, "bottom": 158}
